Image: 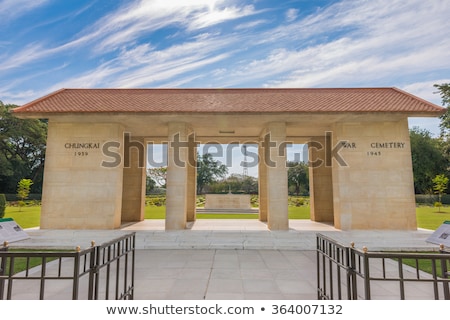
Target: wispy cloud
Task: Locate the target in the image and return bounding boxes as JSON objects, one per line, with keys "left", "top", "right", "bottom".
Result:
{"left": 82, "top": 0, "right": 257, "bottom": 53}
{"left": 0, "top": 0, "right": 49, "bottom": 22}
{"left": 0, "top": 0, "right": 256, "bottom": 72}
{"left": 208, "top": 0, "right": 450, "bottom": 88}
{"left": 46, "top": 33, "right": 237, "bottom": 90}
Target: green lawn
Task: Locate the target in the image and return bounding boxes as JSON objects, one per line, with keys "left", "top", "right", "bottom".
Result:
{"left": 3, "top": 206, "right": 42, "bottom": 229}
{"left": 400, "top": 253, "right": 449, "bottom": 278}
{"left": 416, "top": 206, "right": 450, "bottom": 230}
{"left": 4, "top": 205, "right": 450, "bottom": 230}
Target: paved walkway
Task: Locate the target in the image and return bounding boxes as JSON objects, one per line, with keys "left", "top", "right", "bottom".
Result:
{"left": 3, "top": 220, "right": 445, "bottom": 300}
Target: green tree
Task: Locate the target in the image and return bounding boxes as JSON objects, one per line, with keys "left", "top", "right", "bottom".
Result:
{"left": 432, "top": 174, "right": 448, "bottom": 212}
{"left": 196, "top": 153, "right": 228, "bottom": 194}
{"left": 0, "top": 101, "right": 47, "bottom": 194}
{"left": 287, "top": 161, "right": 309, "bottom": 196}
{"left": 17, "top": 178, "right": 33, "bottom": 211}
{"left": 146, "top": 176, "right": 157, "bottom": 194}
{"left": 434, "top": 83, "right": 450, "bottom": 172}
{"left": 409, "top": 127, "right": 448, "bottom": 194}
{"left": 147, "top": 167, "right": 167, "bottom": 188}
{"left": 208, "top": 174, "right": 258, "bottom": 194}
{"left": 435, "top": 83, "right": 450, "bottom": 136}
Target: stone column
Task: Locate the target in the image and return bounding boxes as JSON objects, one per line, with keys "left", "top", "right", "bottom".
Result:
{"left": 265, "top": 122, "right": 289, "bottom": 230}
{"left": 308, "top": 136, "right": 334, "bottom": 223}
{"left": 121, "top": 135, "right": 146, "bottom": 222}
{"left": 166, "top": 122, "right": 189, "bottom": 230}
{"left": 258, "top": 141, "right": 268, "bottom": 222}
{"left": 186, "top": 133, "right": 197, "bottom": 222}
{"left": 40, "top": 122, "right": 124, "bottom": 229}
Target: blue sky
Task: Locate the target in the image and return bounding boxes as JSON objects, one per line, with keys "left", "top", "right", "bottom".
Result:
{"left": 1, "top": 0, "right": 449, "bottom": 175}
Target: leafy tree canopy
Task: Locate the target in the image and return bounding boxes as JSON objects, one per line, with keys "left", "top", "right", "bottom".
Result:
{"left": 0, "top": 101, "right": 47, "bottom": 193}
{"left": 196, "top": 153, "right": 228, "bottom": 194}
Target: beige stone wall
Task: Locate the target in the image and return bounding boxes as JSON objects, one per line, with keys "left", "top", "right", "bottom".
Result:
{"left": 331, "top": 119, "right": 416, "bottom": 230}
{"left": 121, "top": 136, "right": 146, "bottom": 222}
{"left": 41, "top": 121, "right": 124, "bottom": 229}
{"left": 308, "top": 136, "right": 334, "bottom": 223}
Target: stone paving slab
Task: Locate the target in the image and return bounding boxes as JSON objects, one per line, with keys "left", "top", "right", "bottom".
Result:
{"left": 2, "top": 220, "right": 445, "bottom": 300}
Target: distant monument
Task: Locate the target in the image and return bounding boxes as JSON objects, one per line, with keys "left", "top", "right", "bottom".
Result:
{"left": 204, "top": 188, "right": 252, "bottom": 211}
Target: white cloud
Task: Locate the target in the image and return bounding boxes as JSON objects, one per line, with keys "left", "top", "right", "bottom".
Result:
{"left": 85, "top": 0, "right": 256, "bottom": 52}
{"left": 211, "top": 0, "right": 450, "bottom": 88}
{"left": 47, "top": 34, "right": 237, "bottom": 89}
{"left": 285, "top": 8, "right": 299, "bottom": 22}
{"left": 402, "top": 80, "right": 450, "bottom": 106}
{"left": 234, "top": 19, "right": 268, "bottom": 30}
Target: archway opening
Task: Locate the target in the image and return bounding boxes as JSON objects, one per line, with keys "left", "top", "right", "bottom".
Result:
{"left": 145, "top": 143, "right": 167, "bottom": 219}
{"left": 196, "top": 143, "right": 259, "bottom": 218}
{"left": 286, "top": 144, "right": 311, "bottom": 222}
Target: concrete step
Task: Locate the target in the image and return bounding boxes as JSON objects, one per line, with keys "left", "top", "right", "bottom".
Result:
{"left": 196, "top": 208, "right": 259, "bottom": 214}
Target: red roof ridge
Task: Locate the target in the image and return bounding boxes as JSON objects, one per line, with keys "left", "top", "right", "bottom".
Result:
{"left": 391, "top": 87, "right": 444, "bottom": 112}
{"left": 11, "top": 87, "right": 446, "bottom": 115}
{"left": 12, "top": 88, "right": 67, "bottom": 113}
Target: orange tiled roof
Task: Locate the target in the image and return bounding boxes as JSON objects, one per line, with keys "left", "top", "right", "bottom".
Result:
{"left": 12, "top": 88, "right": 445, "bottom": 115}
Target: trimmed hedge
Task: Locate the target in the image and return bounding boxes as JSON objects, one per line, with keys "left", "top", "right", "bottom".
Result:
{"left": 415, "top": 194, "right": 450, "bottom": 205}
{"left": 4, "top": 194, "right": 42, "bottom": 201}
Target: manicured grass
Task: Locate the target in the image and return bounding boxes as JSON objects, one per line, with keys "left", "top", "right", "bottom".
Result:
{"left": 144, "top": 205, "right": 166, "bottom": 219}
{"left": 4, "top": 204, "right": 450, "bottom": 230}
{"left": 416, "top": 206, "right": 450, "bottom": 230}
{"left": 3, "top": 249, "right": 62, "bottom": 275}
{"left": 400, "top": 253, "right": 450, "bottom": 278}
{"left": 288, "top": 206, "right": 311, "bottom": 219}
{"left": 3, "top": 206, "right": 41, "bottom": 229}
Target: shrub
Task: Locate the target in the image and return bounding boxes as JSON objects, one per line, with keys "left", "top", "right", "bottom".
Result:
{"left": 434, "top": 201, "right": 443, "bottom": 212}
{"left": 0, "top": 194, "right": 6, "bottom": 218}
{"left": 17, "top": 200, "right": 26, "bottom": 209}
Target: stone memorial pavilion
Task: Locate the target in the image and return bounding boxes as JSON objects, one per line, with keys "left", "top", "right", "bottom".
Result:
{"left": 12, "top": 88, "right": 444, "bottom": 231}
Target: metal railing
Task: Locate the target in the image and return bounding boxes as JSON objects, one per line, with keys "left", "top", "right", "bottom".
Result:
{"left": 317, "top": 233, "right": 450, "bottom": 300}
{"left": 0, "top": 232, "right": 135, "bottom": 300}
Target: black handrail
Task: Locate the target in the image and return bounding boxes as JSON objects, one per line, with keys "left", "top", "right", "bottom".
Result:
{"left": 0, "top": 232, "right": 135, "bottom": 300}
{"left": 317, "top": 233, "right": 450, "bottom": 300}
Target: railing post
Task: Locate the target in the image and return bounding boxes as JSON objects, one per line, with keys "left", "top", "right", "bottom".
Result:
{"left": 88, "top": 241, "right": 97, "bottom": 300}
{"left": 440, "top": 244, "right": 450, "bottom": 300}
{"left": 0, "top": 241, "right": 9, "bottom": 300}
{"left": 362, "top": 246, "right": 371, "bottom": 300}
{"left": 72, "top": 246, "right": 82, "bottom": 300}
{"left": 130, "top": 234, "right": 135, "bottom": 300}
{"left": 348, "top": 242, "right": 357, "bottom": 300}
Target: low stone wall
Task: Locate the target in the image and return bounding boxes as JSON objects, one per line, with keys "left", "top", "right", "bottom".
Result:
{"left": 204, "top": 194, "right": 251, "bottom": 210}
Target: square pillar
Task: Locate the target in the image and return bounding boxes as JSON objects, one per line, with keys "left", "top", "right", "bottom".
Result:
{"left": 186, "top": 133, "right": 197, "bottom": 222}
{"left": 121, "top": 135, "right": 146, "bottom": 222}
{"left": 40, "top": 122, "right": 124, "bottom": 229}
{"left": 264, "top": 122, "right": 289, "bottom": 230}
{"left": 308, "top": 136, "right": 334, "bottom": 222}
{"left": 258, "top": 142, "right": 268, "bottom": 222}
{"left": 166, "top": 122, "right": 189, "bottom": 230}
